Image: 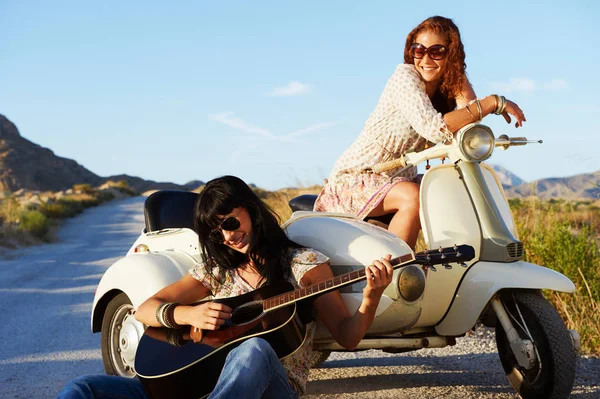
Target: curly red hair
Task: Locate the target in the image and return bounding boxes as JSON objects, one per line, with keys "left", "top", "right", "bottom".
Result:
{"left": 403, "top": 16, "right": 466, "bottom": 99}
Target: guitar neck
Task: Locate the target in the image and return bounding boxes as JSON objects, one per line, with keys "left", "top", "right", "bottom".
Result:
{"left": 263, "top": 253, "right": 415, "bottom": 312}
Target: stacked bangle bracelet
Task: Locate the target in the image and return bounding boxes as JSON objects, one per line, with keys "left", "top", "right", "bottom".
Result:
{"left": 475, "top": 99, "right": 483, "bottom": 121}
{"left": 465, "top": 104, "right": 477, "bottom": 122}
{"left": 493, "top": 94, "right": 507, "bottom": 115}
{"left": 155, "top": 302, "right": 182, "bottom": 329}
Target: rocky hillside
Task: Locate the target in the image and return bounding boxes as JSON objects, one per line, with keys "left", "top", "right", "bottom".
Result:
{"left": 0, "top": 114, "right": 102, "bottom": 192}
{"left": 506, "top": 171, "right": 600, "bottom": 200}
{"left": 0, "top": 114, "right": 202, "bottom": 194}
{"left": 489, "top": 164, "right": 526, "bottom": 189}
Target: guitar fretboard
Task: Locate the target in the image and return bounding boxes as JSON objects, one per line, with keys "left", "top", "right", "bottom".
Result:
{"left": 263, "top": 253, "right": 415, "bottom": 311}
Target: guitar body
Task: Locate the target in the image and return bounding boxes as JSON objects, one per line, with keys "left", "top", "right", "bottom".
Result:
{"left": 135, "top": 281, "right": 308, "bottom": 399}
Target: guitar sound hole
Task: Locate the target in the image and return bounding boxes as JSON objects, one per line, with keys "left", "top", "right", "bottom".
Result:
{"left": 230, "top": 301, "right": 264, "bottom": 326}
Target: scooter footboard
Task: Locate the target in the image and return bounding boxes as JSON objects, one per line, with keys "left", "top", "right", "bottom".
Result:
{"left": 435, "top": 261, "right": 575, "bottom": 336}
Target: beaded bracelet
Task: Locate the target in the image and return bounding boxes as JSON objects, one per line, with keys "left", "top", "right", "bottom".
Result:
{"left": 156, "top": 302, "right": 182, "bottom": 328}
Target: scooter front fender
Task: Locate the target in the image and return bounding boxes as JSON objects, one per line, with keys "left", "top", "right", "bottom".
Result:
{"left": 91, "top": 250, "right": 195, "bottom": 332}
{"left": 435, "top": 261, "right": 575, "bottom": 336}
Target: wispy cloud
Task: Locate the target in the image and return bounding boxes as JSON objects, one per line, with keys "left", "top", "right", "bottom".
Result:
{"left": 267, "top": 81, "right": 312, "bottom": 97}
{"left": 210, "top": 112, "right": 336, "bottom": 141}
{"left": 210, "top": 112, "right": 275, "bottom": 138}
{"left": 489, "top": 78, "right": 535, "bottom": 93}
{"left": 288, "top": 122, "right": 338, "bottom": 137}
{"left": 209, "top": 112, "right": 337, "bottom": 161}
{"left": 543, "top": 79, "right": 568, "bottom": 91}
{"left": 489, "top": 78, "right": 568, "bottom": 93}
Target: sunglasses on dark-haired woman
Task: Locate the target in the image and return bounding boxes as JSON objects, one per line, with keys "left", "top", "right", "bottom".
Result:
{"left": 208, "top": 208, "right": 242, "bottom": 243}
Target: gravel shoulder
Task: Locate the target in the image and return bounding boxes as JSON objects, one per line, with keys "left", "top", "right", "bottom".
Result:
{"left": 306, "top": 329, "right": 600, "bottom": 398}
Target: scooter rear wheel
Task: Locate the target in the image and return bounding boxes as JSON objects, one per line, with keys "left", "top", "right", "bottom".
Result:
{"left": 495, "top": 290, "right": 576, "bottom": 399}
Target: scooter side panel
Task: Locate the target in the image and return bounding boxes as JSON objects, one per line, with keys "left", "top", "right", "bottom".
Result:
{"left": 285, "top": 214, "right": 423, "bottom": 334}
{"left": 480, "top": 164, "right": 518, "bottom": 238}
{"left": 435, "top": 260, "right": 576, "bottom": 336}
{"left": 416, "top": 164, "right": 481, "bottom": 327}
{"left": 91, "top": 250, "right": 194, "bottom": 331}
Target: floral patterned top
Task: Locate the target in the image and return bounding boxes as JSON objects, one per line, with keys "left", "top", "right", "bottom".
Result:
{"left": 189, "top": 247, "right": 330, "bottom": 396}
{"left": 314, "top": 64, "right": 452, "bottom": 219}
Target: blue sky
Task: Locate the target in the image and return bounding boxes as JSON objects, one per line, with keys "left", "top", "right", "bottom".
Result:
{"left": 1, "top": 1, "right": 598, "bottom": 190}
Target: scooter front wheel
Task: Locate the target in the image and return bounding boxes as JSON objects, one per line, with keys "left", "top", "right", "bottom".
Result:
{"left": 495, "top": 290, "right": 576, "bottom": 399}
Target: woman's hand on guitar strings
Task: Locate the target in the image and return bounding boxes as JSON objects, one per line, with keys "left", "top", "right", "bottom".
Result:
{"left": 186, "top": 302, "right": 232, "bottom": 331}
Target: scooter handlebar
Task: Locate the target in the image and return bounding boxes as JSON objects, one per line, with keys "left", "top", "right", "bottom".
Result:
{"left": 370, "top": 156, "right": 407, "bottom": 174}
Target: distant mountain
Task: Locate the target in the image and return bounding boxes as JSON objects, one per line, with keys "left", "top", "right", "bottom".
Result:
{"left": 489, "top": 164, "right": 526, "bottom": 189}
{"left": 0, "top": 114, "right": 201, "bottom": 193}
{"left": 505, "top": 171, "right": 600, "bottom": 200}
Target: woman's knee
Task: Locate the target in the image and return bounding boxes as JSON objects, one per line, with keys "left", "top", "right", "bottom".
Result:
{"left": 231, "top": 338, "right": 276, "bottom": 364}
{"left": 386, "top": 183, "right": 420, "bottom": 210}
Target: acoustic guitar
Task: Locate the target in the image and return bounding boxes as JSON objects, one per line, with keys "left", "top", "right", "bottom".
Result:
{"left": 135, "top": 244, "right": 475, "bottom": 399}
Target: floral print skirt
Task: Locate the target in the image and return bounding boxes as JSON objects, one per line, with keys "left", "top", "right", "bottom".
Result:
{"left": 314, "top": 172, "right": 420, "bottom": 220}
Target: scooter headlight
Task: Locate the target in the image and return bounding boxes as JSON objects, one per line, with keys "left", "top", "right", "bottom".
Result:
{"left": 457, "top": 124, "right": 495, "bottom": 162}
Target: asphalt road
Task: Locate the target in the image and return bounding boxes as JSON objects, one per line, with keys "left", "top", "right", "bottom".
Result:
{"left": 0, "top": 197, "right": 598, "bottom": 398}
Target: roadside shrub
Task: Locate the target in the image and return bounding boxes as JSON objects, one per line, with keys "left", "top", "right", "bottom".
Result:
{"left": 73, "top": 183, "right": 94, "bottom": 194}
{"left": 18, "top": 210, "right": 49, "bottom": 238}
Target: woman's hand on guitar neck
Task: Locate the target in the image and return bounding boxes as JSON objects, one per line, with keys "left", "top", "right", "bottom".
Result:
{"left": 362, "top": 254, "right": 394, "bottom": 308}
{"left": 176, "top": 302, "right": 232, "bottom": 331}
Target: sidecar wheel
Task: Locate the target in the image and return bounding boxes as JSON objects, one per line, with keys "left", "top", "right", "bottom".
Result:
{"left": 101, "top": 293, "right": 145, "bottom": 378}
{"left": 495, "top": 291, "right": 576, "bottom": 399}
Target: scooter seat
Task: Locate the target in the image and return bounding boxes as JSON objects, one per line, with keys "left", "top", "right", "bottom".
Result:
{"left": 144, "top": 190, "right": 199, "bottom": 232}
{"left": 288, "top": 194, "right": 318, "bottom": 212}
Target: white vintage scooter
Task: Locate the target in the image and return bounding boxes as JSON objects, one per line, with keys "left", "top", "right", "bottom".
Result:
{"left": 91, "top": 123, "right": 579, "bottom": 399}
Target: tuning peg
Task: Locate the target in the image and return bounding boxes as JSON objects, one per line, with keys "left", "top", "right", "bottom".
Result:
{"left": 459, "top": 262, "right": 468, "bottom": 268}
{"left": 456, "top": 251, "right": 462, "bottom": 257}
{"left": 443, "top": 263, "right": 452, "bottom": 270}
{"left": 440, "top": 253, "right": 446, "bottom": 259}
{"left": 438, "top": 246, "right": 443, "bottom": 253}
{"left": 453, "top": 244, "right": 458, "bottom": 251}
{"left": 427, "top": 265, "right": 437, "bottom": 272}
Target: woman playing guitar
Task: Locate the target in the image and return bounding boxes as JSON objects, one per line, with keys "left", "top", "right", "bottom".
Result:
{"left": 58, "top": 175, "right": 393, "bottom": 399}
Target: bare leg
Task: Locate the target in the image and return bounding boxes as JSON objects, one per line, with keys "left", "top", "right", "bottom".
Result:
{"left": 368, "top": 182, "right": 421, "bottom": 249}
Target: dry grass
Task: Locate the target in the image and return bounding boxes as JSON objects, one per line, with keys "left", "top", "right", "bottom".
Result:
{"left": 508, "top": 198, "right": 599, "bottom": 355}
{"left": 257, "top": 185, "right": 323, "bottom": 222}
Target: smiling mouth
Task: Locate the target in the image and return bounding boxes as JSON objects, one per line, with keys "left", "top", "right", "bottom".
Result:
{"left": 228, "top": 233, "right": 246, "bottom": 247}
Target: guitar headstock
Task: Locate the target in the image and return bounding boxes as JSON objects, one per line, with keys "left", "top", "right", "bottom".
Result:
{"left": 414, "top": 244, "right": 475, "bottom": 270}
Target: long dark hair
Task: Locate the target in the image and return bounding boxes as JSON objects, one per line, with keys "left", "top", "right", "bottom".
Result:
{"left": 194, "top": 175, "right": 301, "bottom": 288}
{"left": 403, "top": 16, "right": 466, "bottom": 114}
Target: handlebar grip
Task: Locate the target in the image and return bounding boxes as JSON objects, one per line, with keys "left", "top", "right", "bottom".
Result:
{"left": 371, "top": 157, "right": 407, "bottom": 174}
{"left": 509, "top": 137, "right": 528, "bottom": 145}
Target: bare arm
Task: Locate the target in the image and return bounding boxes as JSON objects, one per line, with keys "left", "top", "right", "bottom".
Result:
{"left": 444, "top": 95, "right": 527, "bottom": 133}
{"left": 302, "top": 255, "right": 394, "bottom": 350}
{"left": 135, "top": 274, "right": 232, "bottom": 331}
{"left": 455, "top": 75, "right": 476, "bottom": 107}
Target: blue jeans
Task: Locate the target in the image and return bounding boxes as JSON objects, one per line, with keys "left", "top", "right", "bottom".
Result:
{"left": 57, "top": 338, "right": 298, "bottom": 399}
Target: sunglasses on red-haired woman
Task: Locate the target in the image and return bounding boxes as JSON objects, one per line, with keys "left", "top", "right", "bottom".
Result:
{"left": 410, "top": 43, "right": 448, "bottom": 60}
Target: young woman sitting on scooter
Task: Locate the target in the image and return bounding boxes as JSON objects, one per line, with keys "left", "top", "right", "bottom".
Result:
{"left": 58, "top": 175, "right": 393, "bottom": 399}
{"left": 314, "top": 15, "right": 526, "bottom": 249}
